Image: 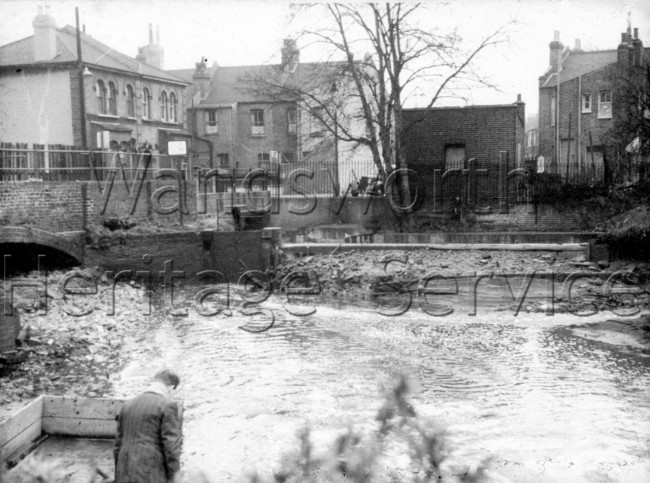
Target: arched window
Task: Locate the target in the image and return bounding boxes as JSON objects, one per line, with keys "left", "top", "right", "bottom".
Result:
{"left": 160, "top": 90, "right": 168, "bottom": 121}
{"left": 169, "top": 92, "right": 177, "bottom": 122}
{"left": 97, "top": 80, "right": 107, "bottom": 114}
{"left": 108, "top": 81, "right": 117, "bottom": 115}
{"left": 126, "top": 84, "right": 135, "bottom": 117}
{"left": 142, "top": 87, "right": 151, "bottom": 119}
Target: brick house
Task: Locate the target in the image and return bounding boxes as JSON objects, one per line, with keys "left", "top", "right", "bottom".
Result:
{"left": 402, "top": 98, "right": 526, "bottom": 210}
{"left": 0, "top": 8, "right": 190, "bottom": 152}
{"left": 538, "top": 27, "right": 649, "bottom": 183}
{"left": 169, "top": 40, "right": 375, "bottom": 190}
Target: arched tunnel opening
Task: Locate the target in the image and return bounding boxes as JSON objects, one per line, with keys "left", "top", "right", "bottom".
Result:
{"left": 1, "top": 243, "right": 80, "bottom": 276}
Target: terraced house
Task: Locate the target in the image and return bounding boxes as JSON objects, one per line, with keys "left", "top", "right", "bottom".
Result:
{"left": 538, "top": 25, "right": 649, "bottom": 184}
{"left": 0, "top": 7, "right": 190, "bottom": 152}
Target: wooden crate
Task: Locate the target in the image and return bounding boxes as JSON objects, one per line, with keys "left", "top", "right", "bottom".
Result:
{"left": 0, "top": 396, "right": 124, "bottom": 465}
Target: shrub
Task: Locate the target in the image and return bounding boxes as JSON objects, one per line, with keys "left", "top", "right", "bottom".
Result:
{"left": 248, "top": 373, "right": 490, "bottom": 483}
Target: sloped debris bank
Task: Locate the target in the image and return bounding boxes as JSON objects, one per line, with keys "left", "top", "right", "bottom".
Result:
{"left": 0, "top": 269, "right": 152, "bottom": 420}
{"left": 270, "top": 249, "right": 650, "bottom": 312}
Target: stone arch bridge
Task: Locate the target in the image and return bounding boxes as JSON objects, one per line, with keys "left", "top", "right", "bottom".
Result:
{"left": 0, "top": 226, "right": 84, "bottom": 267}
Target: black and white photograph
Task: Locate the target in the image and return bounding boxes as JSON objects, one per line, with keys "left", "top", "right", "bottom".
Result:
{"left": 1, "top": 0, "right": 649, "bottom": 481}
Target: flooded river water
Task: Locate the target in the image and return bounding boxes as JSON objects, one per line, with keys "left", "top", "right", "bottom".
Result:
{"left": 111, "top": 289, "right": 650, "bottom": 482}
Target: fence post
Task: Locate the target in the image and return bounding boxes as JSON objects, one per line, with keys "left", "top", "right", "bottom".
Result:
{"left": 499, "top": 151, "right": 509, "bottom": 213}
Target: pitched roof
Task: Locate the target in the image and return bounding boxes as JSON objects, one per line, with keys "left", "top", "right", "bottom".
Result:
{"left": 0, "top": 26, "right": 188, "bottom": 85}
{"left": 196, "top": 61, "right": 350, "bottom": 106}
{"left": 542, "top": 49, "right": 618, "bottom": 87}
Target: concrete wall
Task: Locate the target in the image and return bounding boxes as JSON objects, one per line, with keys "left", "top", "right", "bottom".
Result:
{"left": 267, "top": 196, "right": 396, "bottom": 230}
{"left": 0, "top": 69, "right": 73, "bottom": 145}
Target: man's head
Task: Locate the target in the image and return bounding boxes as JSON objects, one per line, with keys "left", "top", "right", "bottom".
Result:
{"left": 154, "top": 369, "right": 180, "bottom": 390}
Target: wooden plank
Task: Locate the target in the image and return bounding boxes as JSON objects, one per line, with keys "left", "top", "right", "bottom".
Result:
{"left": 281, "top": 242, "right": 587, "bottom": 252}
{"left": 42, "top": 417, "right": 117, "bottom": 438}
{"left": 0, "top": 396, "right": 43, "bottom": 447}
{"left": 0, "top": 419, "right": 42, "bottom": 462}
{"left": 43, "top": 396, "right": 123, "bottom": 420}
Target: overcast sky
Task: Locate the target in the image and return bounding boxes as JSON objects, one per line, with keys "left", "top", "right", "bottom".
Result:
{"left": 1, "top": 0, "right": 649, "bottom": 116}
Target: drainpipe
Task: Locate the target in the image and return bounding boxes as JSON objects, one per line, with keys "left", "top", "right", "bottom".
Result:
{"left": 75, "top": 7, "right": 88, "bottom": 149}
{"left": 577, "top": 75, "right": 582, "bottom": 169}
{"left": 556, "top": 73, "right": 560, "bottom": 168}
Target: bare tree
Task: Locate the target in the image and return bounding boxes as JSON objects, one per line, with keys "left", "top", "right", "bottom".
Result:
{"left": 242, "top": 3, "right": 510, "bottom": 215}
{"left": 609, "top": 64, "right": 650, "bottom": 183}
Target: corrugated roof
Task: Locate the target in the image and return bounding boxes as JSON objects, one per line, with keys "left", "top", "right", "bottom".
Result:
{"left": 0, "top": 26, "right": 188, "bottom": 85}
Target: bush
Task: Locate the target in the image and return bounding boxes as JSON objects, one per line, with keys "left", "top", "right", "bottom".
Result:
{"left": 248, "top": 374, "right": 490, "bottom": 483}
{"left": 600, "top": 226, "right": 650, "bottom": 260}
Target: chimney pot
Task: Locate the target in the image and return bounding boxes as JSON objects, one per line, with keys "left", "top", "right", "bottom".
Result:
{"left": 149, "top": 23, "right": 153, "bottom": 44}
{"left": 553, "top": 30, "right": 560, "bottom": 41}
{"left": 634, "top": 28, "right": 639, "bottom": 39}
{"left": 574, "top": 39, "right": 581, "bottom": 50}
{"left": 156, "top": 25, "right": 159, "bottom": 45}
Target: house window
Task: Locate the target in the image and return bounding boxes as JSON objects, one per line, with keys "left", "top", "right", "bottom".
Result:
{"left": 550, "top": 96, "right": 556, "bottom": 127}
{"left": 598, "top": 90, "right": 612, "bottom": 119}
{"left": 169, "top": 92, "right": 177, "bottom": 122}
{"left": 205, "top": 110, "right": 218, "bottom": 134}
{"left": 108, "top": 81, "right": 117, "bottom": 115}
{"left": 126, "top": 84, "right": 135, "bottom": 117}
{"left": 142, "top": 88, "right": 151, "bottom": 119}
{"left": 251, "top": 109, "right": 265, "bottom": 136}
{"left": 217, "top": 153, "right": 229, "bottom": 167}
{"left": 582, "top": 93, "right": 592, "bottom": 113}
{"left": 287, "top": 108, "right": 297, "bottom": 134}
{"left": 160, "top": 91, "right": 168, "bottom": 121}
{"left": 258, "top": 152, "right": 270, "bottom": 169}
{"left": 97, "top": 80, "right": 107, "bottom": 114}
{"left": 282, "top": 152, "right": 295, "bottom": 163}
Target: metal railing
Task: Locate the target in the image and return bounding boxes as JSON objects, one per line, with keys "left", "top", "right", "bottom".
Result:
{"left": 0, "top": 147, "right": 191, "bottom": 182}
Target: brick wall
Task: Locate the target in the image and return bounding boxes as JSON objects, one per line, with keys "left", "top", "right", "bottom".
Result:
{"left": 538, "top": 65, "right": 618, "bottom": 163}
{"left": 403, "top": 103, "right": 525, "bottom": 210}
{"left": 0, "top": 182, "right": 86, "bottom": 232}
{"left": 85, "top": 177, "right": 198, "bottom": 226}
{"left": 235, "top": 103, "right": 298, "bottom": 169}
{"left": 84, "top": 232, "right": 205, "bottom": 280}
{"left": 0, "top": 177, "right": 198, "bottom": 234}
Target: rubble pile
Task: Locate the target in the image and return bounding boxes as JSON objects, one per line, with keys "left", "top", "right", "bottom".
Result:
{"left": 271, "top": 249, "right": 650, "bottom": 310}
{"left": 0, "top": 269, "right": 150, "bottom": 419}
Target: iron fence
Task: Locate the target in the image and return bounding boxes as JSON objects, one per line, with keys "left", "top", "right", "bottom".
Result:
{"left": 0, "top": 145, "right": 191, "bottom": 182}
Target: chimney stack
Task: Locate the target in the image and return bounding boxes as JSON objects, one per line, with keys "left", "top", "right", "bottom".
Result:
{"left": 193, "top": 57, "right": 211, "bottom": 99}
{"left": 549, "top": 31, "right": 563, "bottom": 73}
{"left": 632, "top": 27, "right": 643, "bottom": 67}
{"left": 136, "top": 24, "right": 164, "bottom": 70}
{"left": 618, "top": 32, "right": 630, "bottom": 70}
{"left": 281, "top": 39, "right": 300, "bottom": 72}
{"left": 574, "top": 39, "right": 582, "bottom": 52}
{"left": 32, "top": 6, "right": 58, "bottom": 62}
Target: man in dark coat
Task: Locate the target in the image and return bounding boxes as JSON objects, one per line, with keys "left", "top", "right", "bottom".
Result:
{"left": 114, "top": 369, "right": 183, "bottom": 483}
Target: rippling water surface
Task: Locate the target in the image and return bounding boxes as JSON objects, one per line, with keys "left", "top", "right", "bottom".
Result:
{"left": 113, "top": 292, "right": 650, "bottom": 482}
